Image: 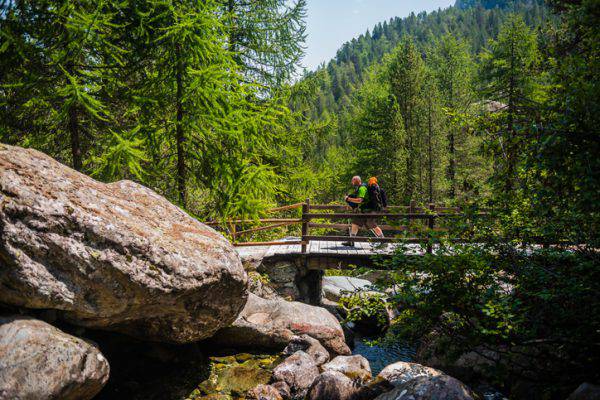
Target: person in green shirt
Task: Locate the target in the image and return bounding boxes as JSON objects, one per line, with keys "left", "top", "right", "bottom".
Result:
{"left": 342, "top": 176, "right": 385, "bottom": 247}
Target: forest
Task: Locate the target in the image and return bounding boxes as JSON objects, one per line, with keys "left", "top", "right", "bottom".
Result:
{"left": 1, "top": 0, "right": 599, "bottom": 399}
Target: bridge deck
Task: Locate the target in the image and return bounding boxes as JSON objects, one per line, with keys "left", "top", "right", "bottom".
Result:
{"left": 235, "top": 237, "right": 428, "bottom": 260}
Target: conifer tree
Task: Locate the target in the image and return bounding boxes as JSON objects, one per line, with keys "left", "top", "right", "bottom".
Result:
{"left": 0, "top": 0, "right": 120, "bottom": 171}
{"left": 431, "top": 34, "right": 475, "bottom": 199}
{"left": 351, "top": 74, "right": 406, "bottom": 201}
{"left": 387, "top": 40, "right": 426, "bottom": 202}
{"left": 220, "top": 0, "right": 307, "bottom": 88}
{"left": 480, "top": 14, "right": 540, "bottom": 194}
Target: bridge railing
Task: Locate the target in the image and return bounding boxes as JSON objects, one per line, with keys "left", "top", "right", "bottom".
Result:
{"left": 205, "top": 199, "right": 487, "bottom": 253}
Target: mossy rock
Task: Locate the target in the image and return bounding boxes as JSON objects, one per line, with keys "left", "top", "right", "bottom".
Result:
{"left": 235, "top": 353, "right": 253, "bottom": 362}
{"left": 194, "top": 354, "right": 281, "bottom": 399}
{"left": 210, "top": 355, "right": 237, "bottom": 365}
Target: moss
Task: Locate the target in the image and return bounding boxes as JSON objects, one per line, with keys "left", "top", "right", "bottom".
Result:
{"left": 191, "top": 353, "right": 281, "bottom": 399}
{"left": 235, "top": 353, "right": 253, "bottom": 362}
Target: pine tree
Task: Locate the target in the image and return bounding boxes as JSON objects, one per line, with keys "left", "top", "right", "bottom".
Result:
{"left": 387, "top": 40, "right": 427, "bottom": 202}
{"left": 220, "top": 0, "right": 307, "bottom": 88}
{"left": 480, "top": 14, "right": 541, "bottom": 194}
{"left": 431, "top": 34, "right": 475, "bottom": 199}
{"left": 351, "top": 74, "right": 406, "bottom": 201}
{"left": 0, "top": 0, "right": 120, "bottom": 171}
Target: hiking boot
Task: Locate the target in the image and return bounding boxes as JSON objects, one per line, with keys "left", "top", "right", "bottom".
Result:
{"left": 341, "top": 241, "right": 355, "bottom": 247}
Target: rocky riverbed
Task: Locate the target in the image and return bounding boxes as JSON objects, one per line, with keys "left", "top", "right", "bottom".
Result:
{"left": 1, "top": 145, "right": 595, "bottom": 400}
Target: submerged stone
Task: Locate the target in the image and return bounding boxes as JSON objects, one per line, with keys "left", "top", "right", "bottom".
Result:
{"left": 193, "top": 354, "right": 282, "bottom": 399}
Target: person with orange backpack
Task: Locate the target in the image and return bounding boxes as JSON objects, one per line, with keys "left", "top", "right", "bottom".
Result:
{"left": 342, "top": 176, "right": 387, "bottom": 247}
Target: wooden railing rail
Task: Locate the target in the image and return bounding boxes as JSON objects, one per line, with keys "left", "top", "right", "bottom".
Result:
{"left": 205, "top": 218, "right": 301, "bottom": 226}
{"left": 204, "top": 200, "right": 487, "bottom": 250}
{"left": 266, "top": 202, "right": 304, "bottom": 213}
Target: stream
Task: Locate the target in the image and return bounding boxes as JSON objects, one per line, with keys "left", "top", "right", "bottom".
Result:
{"left": 352, "top": 335, "right": 416, "bottom": 375}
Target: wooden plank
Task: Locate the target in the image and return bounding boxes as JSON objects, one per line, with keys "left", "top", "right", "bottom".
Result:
{"left": 234, "top": 240, "right": 304, "bottom": 247}
{"left": 206, "top": 218, "right": 301, "bottom": 225}
{"left": 304, "top": 235, "right": 424, "bottom": 243}
{"left": 308, "top": 222, "right": 447, "bottom": 232}
{"left": 267, "top": 202, "right": 304, "bottom": 212}
{"left": 309, "top": 204, "right": 352, "bottom": 211}
{"left": 309, "top": 222, "right": 408, "bottom": 230}
{"left": 234, "top": 221, "right": 298, "bottom": 237}
{"left": 304, "top": 213, "right": 438, "bottom": 220}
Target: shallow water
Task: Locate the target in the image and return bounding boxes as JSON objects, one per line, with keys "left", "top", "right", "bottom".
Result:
{"left": 188, "top": 353, "right": 282, "bottom": 400}
{"left": 352, "top": 335, "right": 416, "bottom": 375}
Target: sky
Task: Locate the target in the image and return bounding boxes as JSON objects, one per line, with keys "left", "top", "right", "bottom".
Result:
{"left": 302, "top": 0, "right": 455, "bottom": 71}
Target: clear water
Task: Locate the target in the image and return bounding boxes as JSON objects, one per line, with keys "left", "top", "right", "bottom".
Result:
{"left": 352, "top": 335, "right": 416, "bottom": 375}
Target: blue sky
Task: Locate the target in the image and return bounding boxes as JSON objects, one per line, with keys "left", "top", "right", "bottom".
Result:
{"left": 302, "top": 0, "right": 455, "bottom": 71}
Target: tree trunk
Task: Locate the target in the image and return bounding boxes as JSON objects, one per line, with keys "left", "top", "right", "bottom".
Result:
{"left": 428, "top": 97, "right": 433, "bottom": 203}
{"left": 68, "top": 105, "right": 82, "bottom": 171}
{"left": 447, "top": 79, "right": 455, "bottom": 199}
{"left": 448, "top": 131, "right": 455, "bottom": 198}
{"left": 506, "top": 28, "right": 516, "bottom": 194}
{"left": 175, "top": 46, "right": 186, "bottom": 207}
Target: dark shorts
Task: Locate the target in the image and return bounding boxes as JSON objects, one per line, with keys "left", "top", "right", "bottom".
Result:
{"left": 351, "top": 211, "right": 378, "bottom": 229}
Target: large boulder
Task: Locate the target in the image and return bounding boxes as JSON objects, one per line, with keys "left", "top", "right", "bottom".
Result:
{"left": 0, "top": 144, "right": 247, "bottom": 343}
{"left": 376, "top": 361, "right": 475, "bottom": 400}
{"left": 323, "top": 276, "right": 373, "bottom": 302}
{"left": 271, "top": 351, "right": 320, "bottom": 400}
{"left": 306, "top": 371, "right": 359, "bottom": 400}
{"left": 214, "top": 293, "right": 351, "bottom": 355}
{"left": 378, "top": 361, "right": 442, "bottom": 386}
{"left": 321, "top": 355, "right": 372, "bottom": 382}
{"left": 374, "top": 375, "right": 475, "bottom": 400}
{"left": 0, "top": 315, "right": 109, "bottom": 400}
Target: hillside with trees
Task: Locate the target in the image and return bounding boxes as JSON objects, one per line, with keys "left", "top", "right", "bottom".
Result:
{"left": 289, "top": 0, "right": 550, "bottom": 205}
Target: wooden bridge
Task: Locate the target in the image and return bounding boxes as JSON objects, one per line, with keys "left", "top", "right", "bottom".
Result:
{"left": 206, "top": 200, "right": 487, "bottom": 268}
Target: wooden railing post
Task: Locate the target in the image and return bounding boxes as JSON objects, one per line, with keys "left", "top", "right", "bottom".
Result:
{"left": 229, "top": 222, "right": 236, "bottom": 244}
{"left": 409, "top": 200, "right": 416, "bottom": 233}
{"left": 427, "top": 203, "right": 435, "bottom": 254}
{"left": 301, "top": 198, "right": 310, "bottom": 253}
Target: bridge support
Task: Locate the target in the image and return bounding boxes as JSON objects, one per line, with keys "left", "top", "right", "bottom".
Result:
{"left": 255, "top": 255, "right": 324, "bottom": 305}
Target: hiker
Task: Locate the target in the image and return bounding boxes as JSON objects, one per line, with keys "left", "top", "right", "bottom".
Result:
{"left": 342, "top": 176, "right": 387, "bottom": 247}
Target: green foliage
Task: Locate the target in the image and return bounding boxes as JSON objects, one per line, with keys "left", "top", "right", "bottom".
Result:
{"left": 222, "top": 0, "right": 307, "bottom": 88}
{"left": 339, "top": 291, "right": 390, "bottom": 330}
{"left": 530, "top": 0, "right": 600, "bottom": 246}
{"left": 386, "top": 244, "right": 599, "bottom": 396}
{"left": 88, "top": 128, "right": 148, "bottom": 181}
{"left": 479, "top": 14, "right": 543, "bottom": 196}
{"left": 0, "top": 0, "right": 307, "bottom": 220}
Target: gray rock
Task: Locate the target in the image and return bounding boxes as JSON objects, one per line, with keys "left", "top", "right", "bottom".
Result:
{"left": 306, "top": 371, "right": 359, "bottom": 400}
{"left": 247, "top": 384, "right": 283, "bottom": 400}
{"left": 567, "top": 383, "right": 600, "bottom": 400}
{"left": 271, "top": 381, "right": 291, "bottom": 399}
{"left": 260, "top": 259, "right": 302, "bottom": 300}
{"left": 215, "top": 293, "right": 351, "bottom": 356}
{"left": 283, "top": 334, "right": 330, "bottom": 366}
{"left": 322, "top": 355, "right": 372, "bottom": 382}
{"left": 272, "top": 351, "right": 319, "bottom": 400}
{"left": 0, "top": 315, "right": 109, "bottom": 400}
{"left": 375, "top": 361, "right": 475, "bottom": 400}
{"left": 323, "top": 276, "right": 372, "bottom": 302}
{"left": 378, "top": 361, "right": 442, "bottom": 386}
{"left": 248, "top": 271, "right": 279, "bottom": 299}
{"left": 374, "top": 375, "right": 475, "bottom": 400}
{"left": 0, "top": 144, "right": 247, "bottom": 343}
